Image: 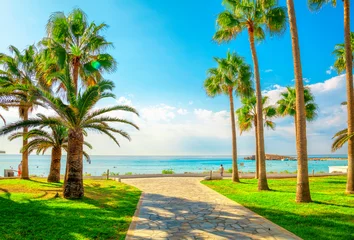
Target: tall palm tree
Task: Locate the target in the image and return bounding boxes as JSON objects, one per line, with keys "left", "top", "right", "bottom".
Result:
{"left": 8, "top": 119, "right": 92, "bottom": 183}
{"left": 308, "top": 0, "right": 354, "bottom": 194}
{"left": 40, "top": 8, "right": 117, "bottom": 94}
{"left": 204, "top": 51, "right": 253, "bottom": 182}
{"left": 0, "top": 45, "right": 43, "bottom": 179}
{"left": 0, "top": 71, "right": 139, "bottom": 199}
{"left": 213, "top": 0, "right": 287, "bottom": 190}
{"left": 236, "top": 95, "right": 277, "bottom": 178}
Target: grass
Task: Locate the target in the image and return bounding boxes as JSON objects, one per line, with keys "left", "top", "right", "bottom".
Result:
{"left": 202, "top": 176, "right": 354, "bottom": 240}
{"left": 0, "top": 178, "right": 141, "bottom": 240}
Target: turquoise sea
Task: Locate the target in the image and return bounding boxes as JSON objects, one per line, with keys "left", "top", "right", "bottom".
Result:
{"left": 0, "top": 154, "right": 348, "bottom": 177}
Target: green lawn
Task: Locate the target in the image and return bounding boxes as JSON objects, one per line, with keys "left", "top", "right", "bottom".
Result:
{"left": 202, "top": 176, "right": 354, "bottom": 240}
{"left": 0, "top": 178, "right": 141, "bottom": 240}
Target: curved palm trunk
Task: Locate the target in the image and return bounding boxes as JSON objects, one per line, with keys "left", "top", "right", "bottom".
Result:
{"left": 344, "top": 0, "right": 354, "bottom": 194}
{"left": 21, "top": 107, "right": 29, "bottom": 179}
{"left": 287, "top": 0, "right": 312, "bottom": 202}
{"left": 63, "top": 129, "right": 84, "bottom": 199}
{"left": 47, "top": 146, "right": 62, "bottom": 183}
{"left": 254, "top": 118, "right": 259, "bottom": 179}
{"left": 229, "top": 87, "right": 240, "bottom": 182}
{"left": 248, "top": 29, "right": 269, "bottom": 190}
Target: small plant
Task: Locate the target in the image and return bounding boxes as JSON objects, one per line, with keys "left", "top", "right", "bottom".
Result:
{"left": 227, "top": 168, "right": 233, "bottom": 173}
{"left": 110, "top": 172, "right": 120, "bottom": 176}
{"left": 125, "top": 172, "right": 133, "bottom": 175}
{"left": 162, "top": 169, "right": 174, "bottom": 174}
{"left": 280, "top": 170, "right": 290, "bottom": 174}
{"left": 84, "top": 172, "right": 92, "bottom": 177}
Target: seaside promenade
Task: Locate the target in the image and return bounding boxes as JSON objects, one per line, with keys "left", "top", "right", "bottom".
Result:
{"left": 123, "top": 177, "right": 301, "bottom": 240}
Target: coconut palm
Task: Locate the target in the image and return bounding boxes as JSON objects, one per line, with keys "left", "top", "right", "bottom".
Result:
{"left": 0, "top": 69, "right": 139, "bottom": 199}
{"left": 0, "top": 45, "right": 43, "bottom": 179}
{"left": 8, "top": 119, "right": 92, "bottom": 183}
{"left": 213, "top": 0, "right": 287, "bottom": 190}
{"left": 236, "top": 95, "right": 277, "bottom": 179}
{"left": 204, "top": 51, "right": 253, "bottom": 182}
{"left": 40, "top": 8, "right": 117, "bottom": 94}
{"left": 308, "top": 0, "right": 354, "bottom": 195}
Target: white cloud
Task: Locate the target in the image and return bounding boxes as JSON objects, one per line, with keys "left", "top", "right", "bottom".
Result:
{"left": 188, "top": 101, "right": 193, "bottom": 105}
{"left": 140, "top": 104, "right": 176, "bottom": 122}
{"left": 177, "top": 108, "right": 188, "bottom": 115}
{"left": 326, "top": 66, "right": 335, "bottom": 75}
{"left": 117, "top": 96, "right": 133, "bottom": 106}
{"left": 264, "top": 69, "right": 273, "bottom": 73}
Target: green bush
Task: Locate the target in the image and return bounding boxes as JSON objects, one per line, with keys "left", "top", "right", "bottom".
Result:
{"left": 162, "top": 169, "right": 174, "bottom": 174}
{"left": 227, "top": 168, "right": 232, "bottom": 173}
{"left": 124, "top": 172, "right": 133, "bottom": 175}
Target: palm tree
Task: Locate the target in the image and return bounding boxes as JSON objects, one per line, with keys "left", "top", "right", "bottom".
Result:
{"left": 8, "top": 119, "right": 92, "bottom": 183}
{"left": 41, "top": 8, "right": 117, "bottom": 94}
{"left": 277, "top": 87, "right": 317, "bottom": 124}
{"left": 308, "top": 0, "right": 354, "bottom": 195}
{"left": 0, "top": 70, "right": 139, "bottom": 199}
{"left": 332, "top": 32, "right": 354, "bottom": 72}
{"left": 213, "top": 0, "right": 287, "bottom": 190}
{"left": 236, "top": 95, "right": 277, "bottom": 179}
{"left": 0, "top": 45, "right": 43, "bottom": 179}
{"left": 204, "top": 51, "right": 253, "bottom": 182}
{"left": 0, "top": 103, "right": 8, "bottom": 125}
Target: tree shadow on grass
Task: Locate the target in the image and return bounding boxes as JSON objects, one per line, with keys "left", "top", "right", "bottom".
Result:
{"left": 0, "top": 181, "right": 141, "bottom": 240}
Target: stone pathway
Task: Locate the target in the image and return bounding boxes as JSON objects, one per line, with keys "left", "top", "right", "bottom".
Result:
{"left": 123, "top": 177, "right": 301, "bottom": 240}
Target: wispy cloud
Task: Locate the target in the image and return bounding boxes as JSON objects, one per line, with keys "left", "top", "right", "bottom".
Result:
{"left": 326, "top": 66, "right": 335, "bottom": 75}
{"left": 264, "top": 69, "right": 273, "bottom": 73}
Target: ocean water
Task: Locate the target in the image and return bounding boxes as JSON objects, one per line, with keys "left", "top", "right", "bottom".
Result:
{"left": 0, "top": 154, "right": 348, "bottom": 177}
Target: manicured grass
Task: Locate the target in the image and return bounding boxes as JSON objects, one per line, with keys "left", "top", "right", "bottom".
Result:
{"left": 0, "top": 178, "right": 141, "bottom": 240}
{"left": 202, "top": 176, "right": 354, "bottom": 240}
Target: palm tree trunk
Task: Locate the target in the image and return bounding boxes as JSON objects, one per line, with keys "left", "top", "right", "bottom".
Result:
{"left": 63, "top": 129, "right": 84, "bottom": 199}
{"left": 344, "top": 0, "right": 354, "bottom": 194}
{"left": 21, "top": 107, "right": 29, "bottom": 180}
{"left": 287, "top": 0, "right": 312, "bottom": 202}
{"left": 47, "top": 146, "right": 62, "bottom": 183}
{"left": 72, "top": 58, "right": 80, "bottom": 95}
{"left": 229, "top": 87, "right": 240, "bottom": 182}
{"left": 254, "top": 118, "right": 259, "bottom": 179}
{"left": 248, "top": 29, "right": 269, "bottom": 190}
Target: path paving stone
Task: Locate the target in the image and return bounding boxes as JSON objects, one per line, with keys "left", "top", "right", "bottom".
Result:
{"left": 124, "top": 177, "right": 301, "bottom": 240}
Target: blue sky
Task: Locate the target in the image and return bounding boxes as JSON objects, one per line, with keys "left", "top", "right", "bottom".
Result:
{"left": 0, "top": 0, "right": 352, "bottom": 155}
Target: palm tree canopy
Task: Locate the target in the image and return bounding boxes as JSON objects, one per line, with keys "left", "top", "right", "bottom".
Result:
{"left": 332, "top": 32, "right": 354, "bottom": 73}
{"left": 307, "top": 0, "right": 337, "bottom": 11}
{"left": 204, "top": 51, "right": 253, "bottom": 98}
{"left": 277, "top": 86, "right": 318, "bottom": 121}
{"left": 0, "top": 45, "right": 44, "bottom": 117}
{"left": 236, "top": 95, "right": 277, "bottom": 134}
{"left": 39, "top": 8, "right": 117, "bottom": 90}
{"left": 0, "top": 68, "right": 139, "bottom": 148}
{"left": 213, "top": 0, "right": 287, "bottom": 43}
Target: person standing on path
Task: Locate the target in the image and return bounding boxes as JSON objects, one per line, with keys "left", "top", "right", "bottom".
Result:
{"left": 220, "top": 164, "right": 224, "bottom": 177}
{"left": 18, "top": 161, "right": 22, "bottom": 177}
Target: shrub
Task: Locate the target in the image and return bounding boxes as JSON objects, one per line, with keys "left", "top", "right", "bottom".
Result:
{"left": 162, "top": 169, "right": 174, "bottom": 174}
{"left": 124, "top": 172, "right": 133, "bottom": 175}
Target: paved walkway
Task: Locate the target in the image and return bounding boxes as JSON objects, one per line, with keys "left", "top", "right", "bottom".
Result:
{"left": 123, "top": 177, "right": 301, "bottom": 240}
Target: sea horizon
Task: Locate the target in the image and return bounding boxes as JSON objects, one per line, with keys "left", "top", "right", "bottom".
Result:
{"left": 0, "top": 154, "right": 348, "bottom": 177}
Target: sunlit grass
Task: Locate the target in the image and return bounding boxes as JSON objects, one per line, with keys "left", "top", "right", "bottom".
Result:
{"left": 0, "top": 178, "right": 141, "bottom": 240}
{"left": 202, "top": 176, "right": 354, "bottom": 240}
